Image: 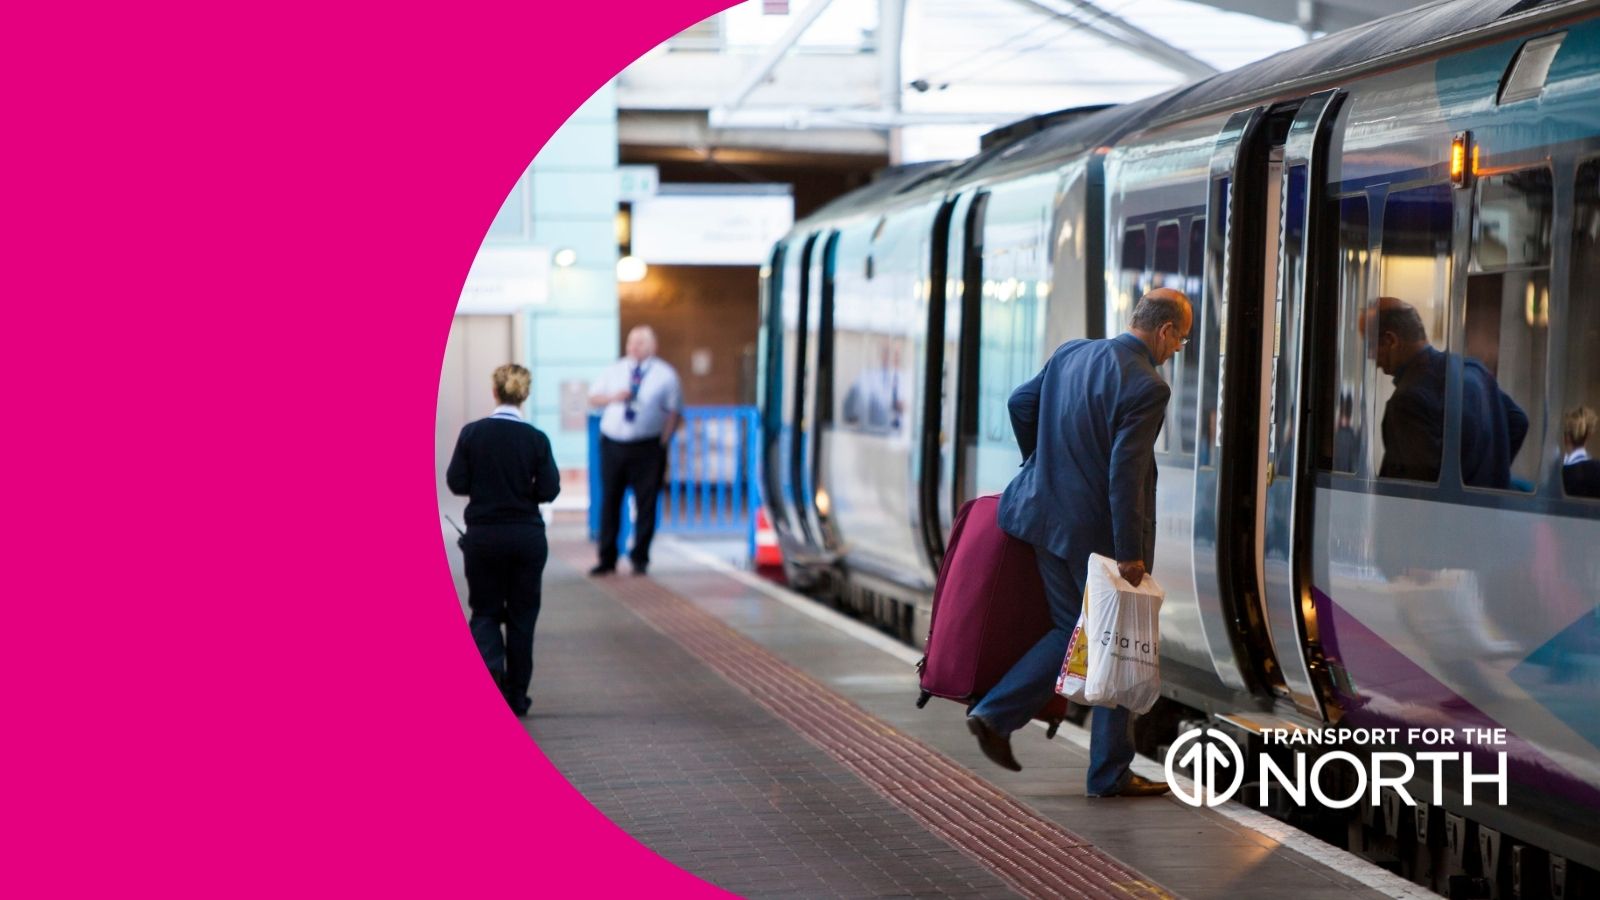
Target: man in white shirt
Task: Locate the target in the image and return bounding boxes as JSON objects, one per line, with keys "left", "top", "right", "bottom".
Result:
{"left": 589, "top": 325, "right": 683, "bottom": 575}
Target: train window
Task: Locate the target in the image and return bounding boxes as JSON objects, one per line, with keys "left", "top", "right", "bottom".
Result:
{"left": 1464, "top": 168, "right": 1551, "bottom": 492}
{"left": 1373, "top": 184, "right": 1453, "bottom": 484}
{"left": 1562, "top": 160, "right": 1600, "bottom": 500}
{"left": 1329, "top": 195, "right": 1369, "bottom": 475}
{"left": 1473, "top": 168, "right": 1553, "bottom": 269}
{"left": 1118, "top": 226, "right": 1148, "bottom": 322}
{"left": 975, "top": 178, "right": 1053, "bottom": 494}
{"left": 1153, "top": 222, "right": 1182, "bottom": 287}
{"left": 1180, "top": 220, "right": 1204, "bottom": 455}
{"left": 831, "top": 221, "right": 906, "bottom": 438}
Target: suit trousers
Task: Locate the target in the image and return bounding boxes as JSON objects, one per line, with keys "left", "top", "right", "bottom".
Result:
{"left": 462, "top": 523, "right": 548, "bottom": 715}
{"left": 596, "top": 435, "right": 667, "bottom": 568}
{"left": 969, "top": 546, "right": 1137, "bottom": 795}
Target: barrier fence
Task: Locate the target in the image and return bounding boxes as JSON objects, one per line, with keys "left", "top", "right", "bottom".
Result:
{"left": 588, "top": 406, "right": 762, "bottom": 562}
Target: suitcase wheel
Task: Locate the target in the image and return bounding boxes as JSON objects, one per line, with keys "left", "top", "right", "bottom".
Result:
{"left": 916, "top": 690, "right": 931, "bottom": 709}
{"left": 1046, "top": 720, "right": 1061, "bottom": 740}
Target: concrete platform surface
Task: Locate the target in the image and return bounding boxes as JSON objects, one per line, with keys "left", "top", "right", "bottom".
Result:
{"left": 444, "top": 516, "right": 1430, "bottom": 900}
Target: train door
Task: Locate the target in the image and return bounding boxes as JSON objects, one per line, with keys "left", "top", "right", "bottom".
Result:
{"left": 933, "top": 191, "right": 980, "bottom": 541}
{"left": 762, "top": 232, "right": 821, "bottom": 574}
{"left": 1194, "top": 109, "right": 1266, "bottom": 697}
{"left": 916, "top": 199, "right": 958, "bottom": 569}
{"left": 1198, "top": 94, "right": 1341, "bottom": 715}
{"left": 1258, "top": 92, "right": 1344, "bottom": 718}
{"left": 758, "top": 243, "right": 793, "bottom": 551}
{"left": 950, "top": 191, "right": 990, "bottom": 515}
{"left": 789, "top": 232, "right": 822, "bottom": 550}
{"left": 802, "top": 230, "right": 841, "bottom": 551}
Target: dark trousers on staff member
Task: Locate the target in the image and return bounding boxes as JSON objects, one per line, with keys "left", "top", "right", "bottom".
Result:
{"left": 462, "top": 523, "right": 548, "bottom": 716}
{"left": 596, "top": 435, "right": 667, "bottom": 571}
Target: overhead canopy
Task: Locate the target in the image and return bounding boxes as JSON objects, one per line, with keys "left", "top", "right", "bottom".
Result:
{"left": 619, "top": 0, "right": 1442, "bottom": 162}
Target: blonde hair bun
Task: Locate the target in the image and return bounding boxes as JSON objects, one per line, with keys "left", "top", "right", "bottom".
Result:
{"left": 493, "top": 363, "right": 532, "bottom": 406}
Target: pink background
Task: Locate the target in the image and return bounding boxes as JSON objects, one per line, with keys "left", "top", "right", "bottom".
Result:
{"left": 4, "top": 1, "right": 740, "bottom": 894}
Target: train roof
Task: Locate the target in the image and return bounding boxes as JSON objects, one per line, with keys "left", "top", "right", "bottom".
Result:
{"left": 796, "top": 160, "right": 962, "bottom": 226}
{"left": 946, "top": 92, "right": 1183, "bottom": 185}
{"left": 785, "top": 0, "right": 1595, "bottom": 238}
{"left": 789, "top": 97, "right": 1181, "bottom": 234}
{"left": 1151, "top": 0, "right": 1593, "bottom": 125}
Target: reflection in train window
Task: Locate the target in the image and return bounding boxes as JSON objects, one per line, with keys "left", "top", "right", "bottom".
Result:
{"left": 1564, "top": 160, "right": 1600, "bottom": 500}
{"left": 1180, "top": 220, "right": 1204, "bottom": 455}
{"left": 831, "top": 223, "right": 909, "bottom": 438}
{"left": 1329, "top": 195, "right": 1369, "bottom": 475}
{"left": 1153, "top": 222, "right": 1182, "bottom": 288}
{"left": 1465, "top": 167, "right": 1550, "bottom": 491}
{"left": 1152, "top": 222, "right": 1182, "bottom": 453}
{"left": 1373, "top": 184, "right": 1453, "bottom": 484}
{"left": 974, "top": 177, "right": 1053, "bottom": 496}
{"left": 1118, "top": 226, "right": 1148, "bottom": 324}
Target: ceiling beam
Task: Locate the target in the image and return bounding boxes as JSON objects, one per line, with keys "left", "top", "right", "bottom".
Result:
{"left": 1006, "top": 0, "right": 1219, "bottom": 81}
{"left": 720, "top": 0, "right": 839, "bottom": 115}
{"left": 709, "top": 107, "right": 1016, "bottom": 129}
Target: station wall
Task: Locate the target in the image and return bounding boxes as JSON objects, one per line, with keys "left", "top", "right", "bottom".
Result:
{"left": 620, "top": 263, "right": 760, "bottom": 406}
{"left": 443, "top": 83, "right": 620, "bottom": 500}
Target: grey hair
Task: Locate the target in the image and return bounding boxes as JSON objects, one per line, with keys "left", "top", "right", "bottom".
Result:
{"left": 1130, "top": 292, "right": 1188, "bottom": 332}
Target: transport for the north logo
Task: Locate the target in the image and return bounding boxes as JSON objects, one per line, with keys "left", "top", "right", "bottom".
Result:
{"left": 1163, "top": 726, "right": 1511, "bottom": 810}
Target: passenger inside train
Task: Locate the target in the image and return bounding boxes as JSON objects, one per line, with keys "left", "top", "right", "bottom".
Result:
{"left": 1565, "top": 405, "right": 1600, "bottom": 498}
{"left": 1361, "top": 296, "right": 1528, "bottom": 489}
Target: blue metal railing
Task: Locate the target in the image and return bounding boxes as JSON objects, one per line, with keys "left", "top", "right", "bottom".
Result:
{"left": 588, "top": 406, "right": 762, "bottom": 562}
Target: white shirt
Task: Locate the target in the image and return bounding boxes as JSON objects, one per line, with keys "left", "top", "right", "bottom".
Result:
{"left": 1567, "top": 447, "right": 1591, "bottom": 465}
{"left": 596, "top": 356, "right": 682, "bottom": 441}
{"left": 490, "top": 404, "right": 525, "bottom": 422}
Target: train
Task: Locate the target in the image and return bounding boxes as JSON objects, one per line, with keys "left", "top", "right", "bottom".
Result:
{"left": 755, "top": 0, "right": 1600, "bottom": 895}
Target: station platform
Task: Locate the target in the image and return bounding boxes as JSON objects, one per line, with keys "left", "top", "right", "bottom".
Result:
{"left": 445, "top": 514, "right": 1431, "bottom": 899}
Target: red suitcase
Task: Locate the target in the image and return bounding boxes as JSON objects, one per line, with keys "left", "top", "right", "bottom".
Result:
{"left": 916, "top": 495, "right": 1069, "bottom": 737}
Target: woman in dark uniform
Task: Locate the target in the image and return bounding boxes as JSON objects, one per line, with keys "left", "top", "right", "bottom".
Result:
{"left": 447, "top": 364, "right": 560, "bottom": 716}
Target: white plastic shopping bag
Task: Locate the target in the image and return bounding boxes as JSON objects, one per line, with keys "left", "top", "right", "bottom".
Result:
{"left": 1079, "top": 553, "right": 1164, "bottom": 713}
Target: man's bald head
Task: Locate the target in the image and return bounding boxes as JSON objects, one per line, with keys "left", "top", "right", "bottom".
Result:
{"left": 1360, "top": 296, "right": 1430, "bottom": 375}
{"left": 1129, "top": 288, "right": 1193, "bottom": 366}
{"left": 1131, "top": 288, "right": 1192, "bottom": 332}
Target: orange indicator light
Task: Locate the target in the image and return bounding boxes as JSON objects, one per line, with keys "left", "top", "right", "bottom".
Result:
{"left": 1451, "top": 131, "right": 1471, "bottom": 187}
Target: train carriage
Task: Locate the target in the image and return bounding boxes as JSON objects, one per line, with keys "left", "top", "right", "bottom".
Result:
{"left": 760, "top": 0, "right": 1600, "bottom": 885}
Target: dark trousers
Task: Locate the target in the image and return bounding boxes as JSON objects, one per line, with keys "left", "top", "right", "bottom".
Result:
{"left": 462, "top": 523, "right": 548, "bottom": 715}
{"left": 969, "top": 547, "right": 1136, "bottom": 795}
{"left": 596, "top": 435, "right": 666, "bottom": 568}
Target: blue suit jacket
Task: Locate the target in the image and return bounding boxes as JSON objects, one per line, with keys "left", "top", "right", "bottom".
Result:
{"left": 1379, "top": 346, "right": 1529, "bottom": 488}
{"left": 997, "top": 333, "right": 1170, "bottom": 571}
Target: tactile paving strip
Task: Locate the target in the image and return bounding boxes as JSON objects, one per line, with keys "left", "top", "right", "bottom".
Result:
{"left": 558, "top": 542, "right": 1175, "bottom": 900}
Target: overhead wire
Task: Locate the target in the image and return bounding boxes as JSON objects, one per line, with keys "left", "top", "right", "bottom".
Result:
{"left": 905, "top": 0, "right": 1152, "bottom": 89}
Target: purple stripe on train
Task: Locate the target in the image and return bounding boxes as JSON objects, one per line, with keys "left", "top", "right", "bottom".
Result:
{"left": 1312, "top": 586, "right": 1600, "bottom": 809}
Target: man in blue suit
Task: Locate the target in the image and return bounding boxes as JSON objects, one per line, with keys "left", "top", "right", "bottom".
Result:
{"left": 967, "top": 289, "right": 1190, "bottom": 798}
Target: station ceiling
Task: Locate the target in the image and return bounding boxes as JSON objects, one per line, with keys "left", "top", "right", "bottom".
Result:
{"left": 618, "top": 0, "right": 1437, "bottom": 163}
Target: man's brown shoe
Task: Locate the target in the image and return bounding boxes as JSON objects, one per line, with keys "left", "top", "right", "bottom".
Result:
{"left": 1089, "top": 774, "right": 1170, "bottom": 798}
{"left": 966, "top": 716, "right": 1022, "bottom": 772}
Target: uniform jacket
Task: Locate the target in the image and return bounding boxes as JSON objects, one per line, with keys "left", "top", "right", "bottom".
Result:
{"left": 997, "top": 333, "right": 1170, "bottom": 571}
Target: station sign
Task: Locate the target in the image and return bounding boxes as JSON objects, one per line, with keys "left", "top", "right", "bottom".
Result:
{"left": 456, "top": 246, "right": 550, "bottom": 313}
{"left": 632, "top": 185, "right": 794, "bottom": 266}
